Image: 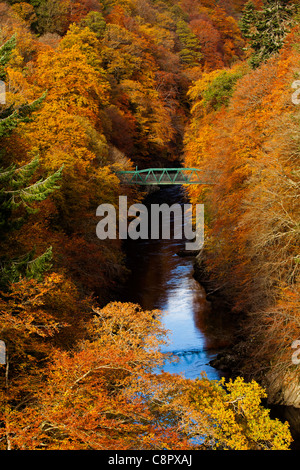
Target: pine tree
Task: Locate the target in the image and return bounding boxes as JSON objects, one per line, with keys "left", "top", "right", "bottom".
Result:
{"left": 0, "top": 35, "right": 16, "bottom": 81}
{"left": 176, "top": 20, "right": 203, "bottom": 67}
{"left": 0, "top": 156, "right": 63, "bottom": 289}
{"left": 0, "top": 91, "right": 47, "bottom": 138}
{"left": 0, "top": 154, "right": 63, "bottom": 234}
{"left": 0, "top": 247, "right": 53, "bottom": 289}
{"left": 240, "top": 0, "right": 296, "bottom": 68}
{"left": 0, "top": 37, "right": 63, "bottom": 288}
{"left": 240, "top": 1, "right": 257, "bottom": 39}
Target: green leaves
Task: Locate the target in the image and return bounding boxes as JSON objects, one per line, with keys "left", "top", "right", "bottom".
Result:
{"left": 240, "top": 0, "right": 296, "bottom": 68}
{"left": 0, "top": 156, "right": 63, "bottom": 219}
{"left": 0, "top": 156, "right": 63, "bottom": 287}
{"left": 0, "top": 246, "right": 53, "bottom": 289}
{"left": 0, "top": 92, "right": 47, "bottom": 138}
{"left": 202, "top": 69, "right": 245, "bottom": 111}
{"left": 0, "top": 35, "right": 17, "bottom": 81}
{"left": 176, "top": 20, "right": 202, "bottom": 66}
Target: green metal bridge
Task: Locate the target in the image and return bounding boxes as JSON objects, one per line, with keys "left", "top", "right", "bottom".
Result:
{"left": 116, "top": 167, "right": 213, "bottom": 185}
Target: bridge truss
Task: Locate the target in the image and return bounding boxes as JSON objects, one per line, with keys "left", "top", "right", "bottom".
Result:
{"left": 116, "top": 168, "right": 213, "bottom": 185}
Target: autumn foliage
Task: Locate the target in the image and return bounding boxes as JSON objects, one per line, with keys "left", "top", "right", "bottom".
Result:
{"left": 0, "top": 0, "right": 297, "bottom": 451}
{"left": 0, "top": 302, "right": 292, "bottom": 450}
{"left": 184, "top": 25, "right": 300, "bottom": 403}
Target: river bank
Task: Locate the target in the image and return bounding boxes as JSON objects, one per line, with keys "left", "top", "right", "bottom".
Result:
{"left": 192, "top": 249, "right": 300, "bottom": 449}
{"left": 192, "top": 250, "right": 248, "bottom": 377}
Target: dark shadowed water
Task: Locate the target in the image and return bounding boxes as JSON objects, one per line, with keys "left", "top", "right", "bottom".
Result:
{"left": 120, "top": 185, "right": 234, "bottom": 380}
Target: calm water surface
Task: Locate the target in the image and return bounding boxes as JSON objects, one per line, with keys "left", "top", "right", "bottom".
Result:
{"left": 120, "top": 185, "right": 234, "bottom": 380}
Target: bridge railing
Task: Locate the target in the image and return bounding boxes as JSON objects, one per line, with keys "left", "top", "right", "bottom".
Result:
{"left": 116, "top": 168, "right": 214, "bottom": 185}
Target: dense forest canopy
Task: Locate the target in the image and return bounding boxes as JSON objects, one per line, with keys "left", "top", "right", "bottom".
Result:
{"left": 0, "top": 0, "right": 298, "bottom": 450}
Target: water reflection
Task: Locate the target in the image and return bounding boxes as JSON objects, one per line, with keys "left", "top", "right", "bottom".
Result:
{"left": 120, "top": 186, "right": 234, "bottom": 381}
{"left": 119, "top": 185, "right": 300, "bottom": 446}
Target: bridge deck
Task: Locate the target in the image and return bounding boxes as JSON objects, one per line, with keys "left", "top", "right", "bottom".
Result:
{"left": 116, "top": 168, "right": 213, "bottom": 185}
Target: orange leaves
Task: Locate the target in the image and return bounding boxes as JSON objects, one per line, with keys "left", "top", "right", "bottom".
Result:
{"left": 1, "top": 0, "right": 298, "bottom": 450}
{"left": 24, "top": 103, "right": 96, "bottom": 172}
{"left": 183, "top": 25, "right": 300, "bottom": 404}
{"left": 64, "top": 0, "right": 102, "bottom": 25}
{"left": 106, "top": 5, "right": 129, "bottom": 27}
{"left": 0, "top": 273, "right": 64, "bottom": 339}
{"left": 184, "top": 29, "right": 300, "bottom": 312}
{"left": 0, "top": 292, "right": 293, "bottom": 450}
{"left": 11, "top": 3, "right": 37, "bottom": 27}
{"left": 119, "top": 78, "right": 174, "bottom": 149}
{"left": 3, "top": 302, "right": 181, "bottom": 450}
{"left": 205, "top": 6, "right": 245, "bottom": 67}
{"left": 90, "top": 302, "right": 168, "bottom": 364}
{"left": 190, "top": 19, "right": 223, "bottom": 71}
{"left": 18, "top": 30, "right": 111, "bottom": 175}
{"left": 35, "top": 44, "right": 110, "bottom": 117}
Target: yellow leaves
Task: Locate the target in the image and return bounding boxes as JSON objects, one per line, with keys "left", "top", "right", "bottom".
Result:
{"left": 188, "top": 69, "right": 221, "bottom": 115}
{"left": 100, "top": 22, "right": 157, "bottom": 82}
{"left": 23, "top": 104, "right": 95, "bottom": 173}
{"left": 60, "top": 24, "right": 100, "bottom": 57}
{"left": 186, "top": 376, "right": 292, "bottom": 450}
{"left": 127, "top": 371, "right": 292, "bottom": 450}
{"left": 11, "top": 2, "right": 37, "bottom": 27}
{"left": 13, "top": 32, "right": 114, "bottom": 202}
{"left": 139, "top": 23, "right": 175, "bottom": 50}
{"left": 35, "top": 44, "right": 110, "bottom": 116}
{"left": 5, "top": 66, "right": 38, "bottom": 107}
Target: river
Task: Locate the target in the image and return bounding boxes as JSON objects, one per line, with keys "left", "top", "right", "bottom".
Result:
{"left": 119, "top": 185, "right": 235, "bottom": 381}
{"left": 118, "top": 184, "right": 300, "bottom": 449}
